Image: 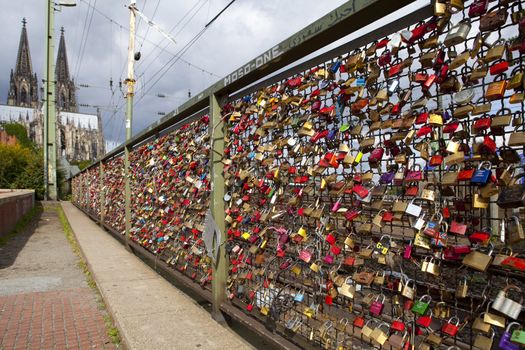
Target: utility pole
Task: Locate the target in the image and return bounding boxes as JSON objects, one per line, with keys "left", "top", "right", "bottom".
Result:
{"left": 44, "top": 0, "right": 76, "bottom": 200}
{"left": 44, "top": 0, "right": 57, "bottom": 200}
{"left": 124, "top": 1, "right": 136, "bottom": 240}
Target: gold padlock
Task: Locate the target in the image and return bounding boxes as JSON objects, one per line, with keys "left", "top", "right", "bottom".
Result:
{"left": 484, "top": 40, "right": 506, "bottom": 62}
{"left": 434, "top": 0, "right": 447, "bottom": 16}
{"left": 472, "top": 314, "right": 492, "bottom": 333}
{"left": 310, "top": 260, "right": 321, "bottom": 273}
{"left": 433, "top": 301, "right": 450, "bottom": 319}
{"left": 361, "top": 320, "right": 375, "bottom": 338}
{"left": 474, "top": 331, "right": 495, "bottom": 350}
{"left": 485, "top": 80, "right": 507, "bottom": 101}
{"left": 446, "top": 138, "right": 460, "bottom": 153}
{"left": 508, "top": 69, "right": 524, "bottom": 90}
{"left": 370, "top": 323, "right": 389, "bottom": 345}
{"left": 456, "top": 277, "right": 468, "bottom": 298}
{"left": 473, "top": 193, "right": 489, "bottom": 209}
{"left": 429, "top": 113, "right": 443, "bottom": 126}
{"left": 372, "top": 210, "right": 385, "bottom": 227}
{"left": 449, "top": 0, "right": 464, "bottom": 12}
{"left": 421, "top": 184, "right": 436, "bottom": 201}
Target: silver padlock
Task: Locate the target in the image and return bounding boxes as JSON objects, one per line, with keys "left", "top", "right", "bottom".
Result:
{"left": 444, "top": 19, "right": 471, "bottom": 47}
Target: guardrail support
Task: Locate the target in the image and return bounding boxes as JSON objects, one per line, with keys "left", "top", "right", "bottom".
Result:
{"left": 99, "top": 161, "right": 105, "bottom": 225}
{"left": 210, "top": 93, "right": 227, "bottom": 323}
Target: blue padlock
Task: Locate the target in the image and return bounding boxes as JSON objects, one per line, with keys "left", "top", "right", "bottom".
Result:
{"left": 356, "top": 76, "right": 366, "bottom": 86}
{"left": 330, "top": 60, "right": 341, "bottom": 73}
{"left": 471, "top": 161, "right": 492, "bottom": 185}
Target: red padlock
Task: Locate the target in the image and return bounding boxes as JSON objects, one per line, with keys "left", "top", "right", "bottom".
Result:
{"left": 441, "top": 317, "right": 460, "bottom": 336}
{"left": 490, "top": 60, "right": 509, "bottom": 75}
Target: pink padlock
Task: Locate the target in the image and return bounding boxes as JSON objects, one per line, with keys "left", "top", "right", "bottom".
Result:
{"left": 403, "top": 240, "right": 413, "bottom": 259}
{"left": 370, "top": 294, "right": 385, "bottom": 316}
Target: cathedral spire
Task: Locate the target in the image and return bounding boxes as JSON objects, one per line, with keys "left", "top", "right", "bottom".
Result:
{"left": 55, "top": 28, "right": 78, "bottom": 112}
{"left": 15, "top": 18, "right": 33, "bottom": 77}
{"left": 7, "top": 19, "right": 38, "bottom": 108}
{"left": 56, "top": 27, "right": 70, "bottom": 82}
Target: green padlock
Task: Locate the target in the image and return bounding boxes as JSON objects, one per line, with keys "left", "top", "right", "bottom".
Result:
{"left": 511, "top": 329, "right": 525, "bottom": 345}
{"left": 412, "top": 295, "right": 432, "bottom": 316}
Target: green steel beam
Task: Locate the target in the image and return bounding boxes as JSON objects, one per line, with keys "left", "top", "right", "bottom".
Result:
{"left": 210, "top": 93, "right": 227, "bottom": 323}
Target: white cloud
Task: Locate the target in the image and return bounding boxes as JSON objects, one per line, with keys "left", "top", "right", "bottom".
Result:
{"left": 0, "top": 0, "right": 351, "bottom": 146}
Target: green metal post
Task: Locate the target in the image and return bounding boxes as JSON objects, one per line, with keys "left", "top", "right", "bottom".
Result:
{"left": 210, "top": 93, "right": 227, "bottom": 323}
{"left": 100, "top": 162, "right": 105, "bottom": 225}
{"left": 44, "top": 0, "right": 57, "bottom": 200}
{"left": 124, "top": 3, "right": 136, "bottom": 242}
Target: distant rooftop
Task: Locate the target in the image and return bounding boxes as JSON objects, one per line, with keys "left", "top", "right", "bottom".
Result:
{"left": 0, "top": 104, "right": 98, "bottom": 130}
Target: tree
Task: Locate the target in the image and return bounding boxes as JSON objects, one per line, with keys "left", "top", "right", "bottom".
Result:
{"left": 2, "top": 123, "right": 34, "bottom": 149}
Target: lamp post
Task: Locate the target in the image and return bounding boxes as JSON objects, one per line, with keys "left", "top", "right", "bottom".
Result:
{"left": 44, "top": 0, "right": 76, "bottom": 200}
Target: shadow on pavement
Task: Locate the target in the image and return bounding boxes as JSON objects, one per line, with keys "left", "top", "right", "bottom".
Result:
{"left": 0, "top": 202, "right": 43, "bottom": 270}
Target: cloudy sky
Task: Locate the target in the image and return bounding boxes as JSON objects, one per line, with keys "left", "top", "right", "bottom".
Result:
{"left": 0, "top": 0, "right": 427, "bottom": 150}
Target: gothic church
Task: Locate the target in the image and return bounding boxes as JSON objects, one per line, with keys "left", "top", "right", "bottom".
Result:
{"left": 1, "top": 19, "right": 104, "bottom": 162}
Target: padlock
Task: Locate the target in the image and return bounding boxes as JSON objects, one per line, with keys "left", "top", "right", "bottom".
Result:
{"left": 412, "top": 295, "right": 432, "bottom": 316}
{"left": 370, "top": 323, "right": 389, "bottom": 345}
{"left": 446, "top": 137, "right": 460, "bottom": 153}
{"left": 425, "top": 257, "right": 441, "bottom": 276}
{"left": 474, "top": 329, "right": 495, "bottom": 350}
{"left": 413, "top": 213, "right": 426, "bottom": 230}
{"left": 484, "top": 301, "right": 506, "bottom": 328}
{"left": 508, "top": 216, "right": 525, "bottom": 244}
{"left": 429, "top": 113, "right": 443, "bottom": 126}
{"left": 421, "top": 184, "right": 436, "bottom": 201}
{"left": 337, "top": 277, "right": 356, "bottom": 299}
{"left": 472, "top": 313, "right": 492, "bottom": 333}
{"left": 492, "top": 285, "right": 523, "bottom": 320}
{"left": 471, "top": 161, "right": 492, "bottom": 185}
{"left": 373, "top": 209, "right": 385, "bottom": 227}
{"left": 511, "top": 327, "right": 525, "bottom": 346}
{"left": 370, "top": 294, "right": 386, "bottom": 316}
{"left": 449, "top": 0, "right": 463, "bottom": 12}
{"left": 473, "top": 192, "right": 489, "bottom": 209}
{"left": 434, "top": 0, "right": 447, "bottom": 16}
{"left": 310, "top": 260, "right": 321, "bottom": 273}
{"left": 484, "top": 39, "right": 506, "bottom": 62}
{"left": 444, "top": 19, "right": 471, "bottom": 47}
{"left": 499, "top": 322, "right": 521, "bottom": 350}
{"left": 423, "top": 213, "right": 443, "bottom": 238}
{"left": 463, "top": 245, "right": 493, "bottom": 271}
{"left": 455, "top": 277, "right": 469, "bottom": 298}
{"left": 485, "top": 78, "right": 507, "bottom": 101}
{"left": 388, "top": 331, "right": 408, "bottom": 350}
{"left": 441, "top": 316, "right": 460, "bottom": 336}
{"left": 406, "top": 198, "right": 423, "bottom": 217}
{"left": 402, "top": 279, "right": 416, "bottom": 299}
{"left": 403, "top": 240, "right": 413, "bottom": 259}
{"left": 373, "top": 271, "right": 385, "bottom": 285}
{"left": 433, "top": 301, "right": 451, "bottom": 319}
{"left": 361, "top": 320, "right": 375, "bottom": 338}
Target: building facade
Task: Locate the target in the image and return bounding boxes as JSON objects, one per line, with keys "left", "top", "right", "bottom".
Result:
{"left": 1, "top": 19, "right": 104, "bottom": 161}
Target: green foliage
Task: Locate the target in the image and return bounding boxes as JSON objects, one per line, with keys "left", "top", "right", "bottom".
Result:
{"left": 2, "top": 123, "right": 34, "bottom": 149}
{"left": 0, "top": 142, "right": 44, "bottom": 200}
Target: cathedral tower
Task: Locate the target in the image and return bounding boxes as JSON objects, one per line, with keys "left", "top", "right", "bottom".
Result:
{"left": 7, "top": 19, "right": 39, "bottom": 108}
{"left": 55, "top": 28, "right": 78, "bottom": 112}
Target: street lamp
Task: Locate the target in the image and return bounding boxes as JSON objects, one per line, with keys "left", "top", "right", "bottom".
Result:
{"left": 44, "top": 0, "right": 76, "bottom": 200}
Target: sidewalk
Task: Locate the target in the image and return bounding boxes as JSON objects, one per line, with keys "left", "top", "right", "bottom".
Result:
{"left": 0, "top": 202, "right": 116, "bottom": 350}
{"left": 60, "top": 202, "right": 253, "bottom": 350}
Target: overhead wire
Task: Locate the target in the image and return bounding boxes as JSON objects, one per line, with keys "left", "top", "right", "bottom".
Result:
{"left": 73, "top": 0, "right": 92, "bottom": 78}
{"left": 75, "top": 0, "right": 98, "bottom": 80}
{"left": 135, "top": 0, "right": 208, "bottom": 73}
{"left": 138, "top": 0, "right": 160, "bottom": 52}
{"left": 132, "top": 0, "right": 236, "bottom": 107}
{"left": 77, "top": 0, "right": 219, "bottom": 79}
